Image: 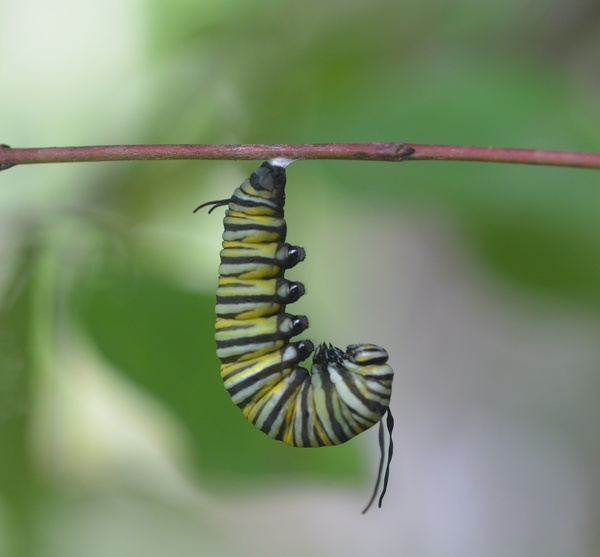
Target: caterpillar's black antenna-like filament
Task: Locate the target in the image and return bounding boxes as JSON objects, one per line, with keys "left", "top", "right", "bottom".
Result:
{"left": 361, "top": 411, "right": 386, "bottom": 514}
{"left": 378, "top": 409, "right": 395, "bottom": 508}
{"left": 193, "top": 198, "right": 231, "bottom": 214}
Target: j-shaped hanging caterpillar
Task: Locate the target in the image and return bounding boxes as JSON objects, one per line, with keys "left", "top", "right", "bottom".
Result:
{"left": 195, "top": 162, "right": 394, "bottom": 512}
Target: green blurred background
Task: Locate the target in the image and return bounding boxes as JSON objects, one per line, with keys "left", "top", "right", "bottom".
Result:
{"left": 1, "top": 0, "right": 600, "bottom": 556}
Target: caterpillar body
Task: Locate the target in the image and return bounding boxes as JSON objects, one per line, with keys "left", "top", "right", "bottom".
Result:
{"left": 196, "top": 162, "right": 395, "bottom": 512}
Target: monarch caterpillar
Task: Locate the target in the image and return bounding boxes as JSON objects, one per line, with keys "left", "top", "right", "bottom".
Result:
{"left": 196, "top": 162, "right": 395, "bottom": 513}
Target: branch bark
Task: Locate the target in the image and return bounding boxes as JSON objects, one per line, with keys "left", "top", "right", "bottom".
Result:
{"left": 1, "top": 142, "right": 599, "bottom": 170}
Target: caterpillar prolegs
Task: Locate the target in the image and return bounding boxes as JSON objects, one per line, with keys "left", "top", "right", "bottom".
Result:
{"left": 196, "top": 162, "right": 395, "bottom": 512}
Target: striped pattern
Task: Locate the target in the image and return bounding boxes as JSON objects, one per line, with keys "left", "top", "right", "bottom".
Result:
{"left": 202, "top": 161, "right": 394, "bottom": 511}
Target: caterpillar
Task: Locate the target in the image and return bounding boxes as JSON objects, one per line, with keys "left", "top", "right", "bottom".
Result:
{"left": 195, "top": 161, "right": 394, "bottom": 513}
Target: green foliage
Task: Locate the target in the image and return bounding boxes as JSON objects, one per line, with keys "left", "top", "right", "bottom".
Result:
{"left": 0, "top": 247, "right": 38, "bottom": 557}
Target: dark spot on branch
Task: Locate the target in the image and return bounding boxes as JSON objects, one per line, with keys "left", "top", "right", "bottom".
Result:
{"left": 0, "top": 144, "right": 14, "bottom": 171}
{"left": 395, "top": 145, "right": 415, "bottom": 160}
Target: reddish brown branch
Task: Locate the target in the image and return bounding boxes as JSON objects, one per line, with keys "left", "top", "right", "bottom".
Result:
{"left": 1, "top": 142, "right": 599, "bottom": 170}
{"left": 408, "top": 144, "right": 600, "bottom": 169}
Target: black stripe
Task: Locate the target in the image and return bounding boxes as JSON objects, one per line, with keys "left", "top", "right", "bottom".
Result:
{"left": 218, "top": 270, "right": 282, "bottom": 280}
{"left": 315, "top": 371, "right": 350, "bottom": 443}
{"left": 313, "top": 414, "right": 331, "bottom": 447}
{"left": 220, "top": 359, "right": 256, "bottom": 382}
{"left": 227, "top": 361, "right": 287, "bottom": 402}
{"left": 216, "top": 294, "right": 278, "bottom": 305}
{"left": 322, "top": 375, "right": 351, "bottom": 443}
{"left": 224, "top": 222, "right": 286, "bottom": 234}
{"left": 219, "top": 351, "right": 272, "bottom": 365}
{"left": 336, "top": 395, "right": 366, "bottom": 435}
{"left": 220, "top": 255, "right": 281, "bottom": 266}
{"left": 216, "top": 329, "right": 290, "bottom": 349}
{"left": 263, "top": 370, "right": 307, "bottom": 438}
{"left": 363, "top": 372, "right": 394, "bottom": 382}
{"left": 358, "top": 377, "right": 393, "bottom": 402}
{"left": 299, "top": 380, "right": 312, "bottom": 447}
{"left": 352, "top": 355, "right": 388, "bottom": 366}
{"left": 230, "top": 196, "right": 279, "bottom": 212}
{"left": 337, "top": 367, "right": 380, "bottom": 418}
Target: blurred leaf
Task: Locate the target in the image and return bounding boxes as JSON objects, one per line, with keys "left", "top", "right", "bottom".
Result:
{"left": 476, "top": 212, "right": 600, "bottom": 306}
{"left": 0, "top": 239, "right": 45, "bottom": 557}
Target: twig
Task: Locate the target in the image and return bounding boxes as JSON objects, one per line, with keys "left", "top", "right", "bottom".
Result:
{"left": 1, "top": 142, "right": 599, "bottom": 170}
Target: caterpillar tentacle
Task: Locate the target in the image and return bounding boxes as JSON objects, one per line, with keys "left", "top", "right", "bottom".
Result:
{"left": 200, "top": 162, "right": 394, "bottom": 512}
